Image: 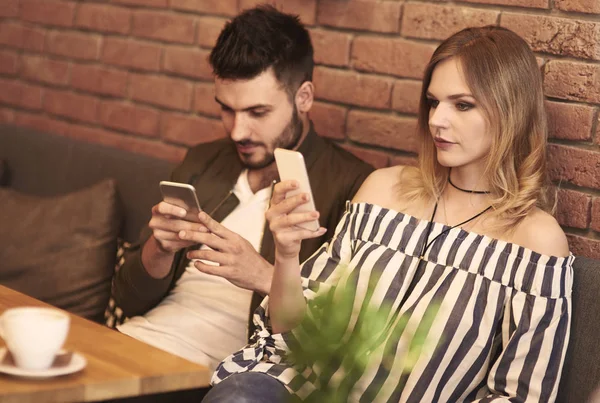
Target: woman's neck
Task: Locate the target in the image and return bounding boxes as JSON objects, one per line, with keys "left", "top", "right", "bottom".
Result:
{"left": 448, "top": 167, "right": 490, "bottom": 195}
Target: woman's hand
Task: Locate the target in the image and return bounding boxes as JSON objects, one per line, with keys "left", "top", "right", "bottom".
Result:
{"left": 266, "top": 180, "right": 327, "bottom": 260}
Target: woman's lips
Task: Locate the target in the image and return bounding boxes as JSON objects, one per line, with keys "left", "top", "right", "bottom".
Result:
{"left": 434, "top": 137, "right": 455, "bottom": 150}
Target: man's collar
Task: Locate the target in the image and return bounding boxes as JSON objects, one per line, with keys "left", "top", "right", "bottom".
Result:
{"left": 295, "top": 121, "right": 324, "bottom": 170}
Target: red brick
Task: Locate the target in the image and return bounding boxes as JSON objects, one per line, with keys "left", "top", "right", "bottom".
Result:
{"left": 596, "top": 114, "right": 600, "bottom": 145}
{"left": 20, "top": 0, "right": 75, "bottom": 27}
{"left": 352, "top": 36, "right": 436, "bottom": 79}
{"left": 45, "top": 31, "right": 100, "bottom": 61}
{"left": 130, "top": 73, "right": 193, "bottom": 111}
{"left": 0, "top": 108, "right": 15, "bottom": 124}
{"left": 390, "top": 155, "right": 419, "bottom": 167}
{"left": 102, "top": 37, "right": 162, "bottom": 71}
{"left": 544, "top": 61, "right": 600, "bottom": 104}
{"left": 556, "top": 0, "right": 600, "bottom": 14}
{"left": 555, "top": 188, "right": 591, "bottom": 229}
{"left": 0, "top": 50, "right": 19, "bottom": 75}
{"left": 546, "top": 101, "right": 594, "bottom": 141}
{"left": 71, "top": 64, "right": 129, "bottom": 97}
{"left": 548, "top": 144, "right": 600, "bottom": 189}
{"left": 171, "top": 0, "right": 238, "bottom": 16}
{"left": 110, "top": 0, "right": 168, "bottom": 7}
{"left": 193, "top": 83, "right": 220, "bottom": 117}
{"left": 14, "top": 111, "right": 71, "bottom": 136}
{"left": 163, "top": 46, "right": 212, "bottom": 79}
{"left": 310, "top": 28, "right": 351, "bottom": 67}
{"left": 342, "top": 145, "right": 389, "bottom": 169}
{"left": 161, "top": 113, "right": 226, "bottom": 146}
{"left": 392, "top": 80, "right": 422, "bottom": 115}
{"left": 317, "top": 0, "right": 401, "bottom": 33}
{"left": 197, "top": 17, "right": 227, "bottom": 49}
{"left": 402, "top": 4, "right": 498, "bottom": 41}
{"left": 591, "top": 198, "right": 600, "bottom": 232}
{"left": 566, "top": 234, "right": 600, "bottom": 259}
{"left": 20, "top": 55, "right": 70, "bottom": 86}
{"left": 239, "top": 0, "right": 317, "bottom": 25}
{"left": 309, "top": 101, "right": 346, "bottom": 140}
{"left": 0, "top": 22, "right": 46, "bottom": 52}
{"left": 314, "top": 67, "right": 392, "bottom": 109}
{"left": 0, "top": 0, "right": 19, "bottom": 17}
{"left": 132, "top": 10, "right": 195, "bottom": 44}
{"left": 44, "top": 90, "right": 99, "bottom": 123}
{"left": 99, "top": 101, "right": 160, "bottom": 137}
{"left": 68, "top": 125, "right": 185, "bottom": 162}
{"left": 347, "top": 110, "right": 419, "bottom": 153}
{"left": 461, "top": 0, "right": 547, "bottom": 8}
{"left": 502, "top": 13, "right": 600, "bottom": 61}
{"left": 0, "top": 23, "right": 22, "bottom": 49}
{"left": 75, "top": 3, "right": 132, "bottom": 35}
{"left": 0, "top": 79, "right": 43, "bottom": 110}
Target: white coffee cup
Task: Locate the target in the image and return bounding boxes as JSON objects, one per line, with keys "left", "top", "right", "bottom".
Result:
{"left": 0, "top": 307, "right": 70, "bottom": 370}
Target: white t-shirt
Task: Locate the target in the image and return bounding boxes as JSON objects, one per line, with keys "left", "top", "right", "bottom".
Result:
{"left": 118, "top": 170, "right": 271, "bottom": 372}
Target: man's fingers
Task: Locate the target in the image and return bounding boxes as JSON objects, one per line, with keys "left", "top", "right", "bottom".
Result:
{"left": 179, "top": 230, "right": 229, "bottom": 251}
{"left": 196, "top": 212, "right": 232, "bottom": 239}
{"left": 153, "top": 201, "right": 187, "bottom": 218}
{"left": 188, "top": 249, "right": 229, "bottom": 266}
{"left": 150, "top": 215, "right": 209, "bottom": 234}
{"left": 193, "top": 260, "right": 226, "bottom": 277}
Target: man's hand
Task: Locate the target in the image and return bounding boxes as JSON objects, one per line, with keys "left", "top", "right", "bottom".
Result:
{"left": 180, "top": 212, "right": 273, "bottom": 295}
{"left": 149, "top": 202, "right": 208, "bottom": 254}
{"left": 141, "top": 202, "right": 209, "bottom": 279}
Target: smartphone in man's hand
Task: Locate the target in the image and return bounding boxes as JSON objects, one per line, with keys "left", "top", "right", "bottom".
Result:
{"left": 159, "top": 181, "right": 202, "bottom": 215}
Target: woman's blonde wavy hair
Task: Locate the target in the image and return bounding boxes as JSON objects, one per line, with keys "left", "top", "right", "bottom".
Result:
{"left": 403, "top": 25, "right": 550, "bottom": 233}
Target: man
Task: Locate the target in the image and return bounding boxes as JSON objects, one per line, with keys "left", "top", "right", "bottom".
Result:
{"left": 113, "top": 5, "right": 373, "bottom": 373}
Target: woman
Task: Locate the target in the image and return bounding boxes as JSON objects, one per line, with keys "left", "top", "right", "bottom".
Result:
{"left": 205, "top": 26, "right": 572, "bottom": 403}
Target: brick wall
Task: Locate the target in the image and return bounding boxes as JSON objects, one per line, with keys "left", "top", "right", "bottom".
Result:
{"left": 0, "top": 0, "right": 598, "bottom": 258}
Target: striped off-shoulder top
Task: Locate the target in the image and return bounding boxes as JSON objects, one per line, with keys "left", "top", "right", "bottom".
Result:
{"left": 212, "top": 202, "right": 573, "bottom": 403}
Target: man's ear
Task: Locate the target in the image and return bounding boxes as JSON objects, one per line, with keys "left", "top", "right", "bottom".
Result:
{"left": 295, "top": 81, "right": 314, "bottom": 113}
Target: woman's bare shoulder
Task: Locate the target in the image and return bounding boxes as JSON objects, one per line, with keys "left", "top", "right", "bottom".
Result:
{"left": 352, "top": 165, "right": 420, "bottom": 206}
{"left": 510, "top": 208, "right": 570, "bottom": 257}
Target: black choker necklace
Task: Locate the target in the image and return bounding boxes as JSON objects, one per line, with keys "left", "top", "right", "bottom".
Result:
{"left": 448, "top": 176, "right": 490, "bottom": 195}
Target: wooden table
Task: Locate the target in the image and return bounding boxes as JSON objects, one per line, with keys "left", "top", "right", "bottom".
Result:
{"left": 0, "top": 285, "right": 211, "bottom": 403}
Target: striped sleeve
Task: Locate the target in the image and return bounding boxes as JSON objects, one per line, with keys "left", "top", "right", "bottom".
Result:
{"left": 211, "top": 209, "right": 356, "bottom": 386}
{"left": 472, "top": 290, "right": 571, "bottom": 403}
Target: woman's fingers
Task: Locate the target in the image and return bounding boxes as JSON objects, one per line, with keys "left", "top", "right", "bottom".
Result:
{"left": 266, "top": 193, "right": 312, "bottom": 224}
{"left": 275, "top": 227, "right": 327, "bottom": 244}
{"left": 269, "top": 210, "right": 320, "bottom": 233}
{"left": 270, "top": 180, "right": 298, "bottom": 206}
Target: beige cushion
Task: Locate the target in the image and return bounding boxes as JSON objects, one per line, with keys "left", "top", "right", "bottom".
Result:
{"left": 0, "top": 179, "right": 121, "bottom": 322}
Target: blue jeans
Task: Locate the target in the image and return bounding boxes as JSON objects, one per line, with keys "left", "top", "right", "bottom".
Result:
{"left": 202, "top": 372, "right": 290, "bottom": 403}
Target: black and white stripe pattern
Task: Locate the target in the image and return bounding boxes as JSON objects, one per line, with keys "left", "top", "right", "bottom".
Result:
{"left": 213, "top": 203, "right": 573, "bottom": 402}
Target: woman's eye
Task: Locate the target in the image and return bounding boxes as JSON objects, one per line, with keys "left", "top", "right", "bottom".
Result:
{"left": 427, "top": 98, "right": 439, "bottom": 108}
{"left": 456, "top": 102, "right": 474, "bottom": 111}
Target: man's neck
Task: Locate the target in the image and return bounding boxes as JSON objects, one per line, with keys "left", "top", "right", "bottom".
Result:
{"left": 247, "top": 116, "right": 312, "bottom": 194}
{"left": 247, "top": 164, "right": 279, "bottom": 193}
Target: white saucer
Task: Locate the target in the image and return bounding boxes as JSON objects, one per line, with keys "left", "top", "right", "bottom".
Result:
{"left": 0, "top": 347, "right": 87, "bottom": 378}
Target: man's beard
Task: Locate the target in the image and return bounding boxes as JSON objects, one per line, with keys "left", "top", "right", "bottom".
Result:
{"left": 237, "top": 107, "right": 304, "bottom": 170}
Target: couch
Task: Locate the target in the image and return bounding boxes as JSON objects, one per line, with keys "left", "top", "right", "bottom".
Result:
{"left": 0, "top": 124, "right": 598, "bottom": 402}
{"left": 0, "top": 124, "right": 173, "bottom": 323}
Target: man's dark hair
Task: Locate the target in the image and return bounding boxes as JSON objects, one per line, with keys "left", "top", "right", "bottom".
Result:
{"left": 209, "top": 5, "right": 314, "bottom": 96}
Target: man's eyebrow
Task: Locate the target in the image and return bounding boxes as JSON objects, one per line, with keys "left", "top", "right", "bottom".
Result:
{"left": 426, "top": 91, "right": 475, "bottom": 100}
{"left": 214, "top": 97, "right": 272, "bottom": 111}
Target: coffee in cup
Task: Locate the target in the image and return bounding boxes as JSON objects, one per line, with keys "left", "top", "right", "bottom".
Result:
{"left": 0, "top": 307, "right": 70, "bottom": 370}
